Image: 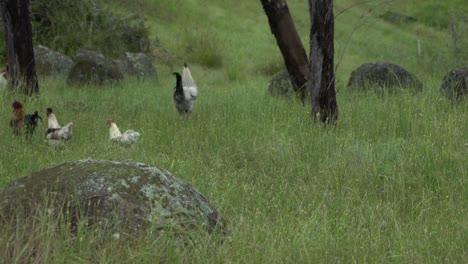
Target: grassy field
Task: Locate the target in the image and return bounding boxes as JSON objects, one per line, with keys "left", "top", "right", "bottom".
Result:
{"left": 0, "top": 0, "right": 467, "bottom": 262}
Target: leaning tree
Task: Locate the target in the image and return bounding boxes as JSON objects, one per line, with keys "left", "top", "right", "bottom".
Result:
{"left": 261, "top": 0, "right": 338, "bottom": 124}
{"left": 0, "top": 0, "right": 39, "bottom": 96}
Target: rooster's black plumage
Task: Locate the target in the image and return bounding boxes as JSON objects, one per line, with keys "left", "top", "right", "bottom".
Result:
{"left": 173, "top": 72, "right": 190, "bottom": 113}
{"left": 24, "top": 111, "right": 42, "bottom": 137}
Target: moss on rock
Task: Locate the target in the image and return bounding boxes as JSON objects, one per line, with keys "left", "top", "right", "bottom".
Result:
{"left": 0, "top": 159, "right": 225, "bottom": 237}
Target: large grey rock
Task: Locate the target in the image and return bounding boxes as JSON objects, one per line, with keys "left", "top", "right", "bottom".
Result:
{"left": 267, "top": 71, "right": 295, "bottom": 99}
{"left": 34, "top": 45, "right": 73, "bottom": 76}
{"left": 67, "top": 49, "right": 124, "bottom": 86}
{"left": 114, "top": 52, "right": 157, "bottom": 80}
{"left": 347, "top": 61, "right": 423, "bottom": 92}
{"left": 440, "top": 68, "right": 468, "bottom": 102}
{"left": 0, "top": 159, "right": 225, "bottom": 237}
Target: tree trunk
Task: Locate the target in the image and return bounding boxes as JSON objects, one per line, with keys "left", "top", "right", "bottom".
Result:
{"left": 0, "top": 0, "right": 39, "bottom": 96}
{"left": 308, "top": 0, "right": 338, "bottom": 124}
{"left": 260, "top": 0, "right": 309, "bottom": 102}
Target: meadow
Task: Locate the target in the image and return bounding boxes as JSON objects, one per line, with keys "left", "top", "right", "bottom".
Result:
{"left": 0, "top": 0, "right": 466, "bottom": 262}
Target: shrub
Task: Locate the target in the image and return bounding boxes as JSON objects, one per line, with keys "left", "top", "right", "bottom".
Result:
{"left": 256, "top": 58, "right": 284, "bottom": 76}
{"left": 29, "top": 0, "right": 151, "bottom": 58}
{"left": 178, "top": 28, "right": 223, "bottom": 69}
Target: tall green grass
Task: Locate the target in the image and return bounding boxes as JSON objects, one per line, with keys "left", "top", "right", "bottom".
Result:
{"left": 0, "top": 0, "right": 467, "bottom": 262}
{"left": 0, "top": 73, "right": 466, "bottom": 262}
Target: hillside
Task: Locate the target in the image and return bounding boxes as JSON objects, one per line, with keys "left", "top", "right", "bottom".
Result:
{"left": 0, "top": 0, "right": 466, "bottom": 262}
{"left": 124, "top": 0, "right": 467, "bottom": 85}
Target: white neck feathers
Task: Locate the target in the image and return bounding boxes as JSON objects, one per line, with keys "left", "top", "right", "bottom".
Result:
{"left": 109, "top": 122, "right": 122, "bottom": 139}
{"left": 48, "top": 113, "right": 60, "bottom": 129}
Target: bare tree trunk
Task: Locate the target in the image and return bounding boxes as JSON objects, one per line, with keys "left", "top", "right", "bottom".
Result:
{"left": 308, "top": 0, "right": 338, "bottom": 124}
{"left": 0, "top": 0, "right": 39, "bottom": 96}
{"left": 260, "top": 0, "right": 309, "bottom": 102}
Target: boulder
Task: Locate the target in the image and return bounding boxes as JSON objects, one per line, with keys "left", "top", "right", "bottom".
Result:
{"left": 34, "top": 45, "right": 73, "bottom": 77}
{"left": 67, "top": 48, "right": 124, "bottom": 86}
{"left": 114, "top": 52, "right": 157, "bottom": 80}
{"left": 440, "top": 68, "right": 468, "bottom": 101}
{"left": 267, "top": 71, "right": 295, "bottom": 99}
{"left": 0, "top": 159, "right": 225, "bottom": 237}
{"left": 347, "top": 61, "right": 423, "bottom": 92}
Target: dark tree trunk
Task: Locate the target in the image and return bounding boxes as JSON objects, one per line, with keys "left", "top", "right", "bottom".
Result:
{"left": 260, "top": 0, "right": 309, "bottom": 102}
{"left": 0, "top": 0, "right": 39, "bottom": 96}
{"left": 308, "top": 0, "right": 338, "bottom": 124}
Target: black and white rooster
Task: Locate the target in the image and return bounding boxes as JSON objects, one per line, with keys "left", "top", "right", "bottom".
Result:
{"left": 172, "top": 63, "right": 198, "bottom": 113}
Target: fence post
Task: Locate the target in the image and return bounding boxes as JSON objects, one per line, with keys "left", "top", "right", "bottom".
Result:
{"left": 449, "top": 23, "right": 457, "bottom": 51}
{"left": 417, "top": 39, "right": 421, "bottom": 56}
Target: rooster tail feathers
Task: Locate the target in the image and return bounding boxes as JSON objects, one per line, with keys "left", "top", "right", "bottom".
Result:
{"left": 120, "top": 130, "right": 140, "bottom": 145}
{"left": 182, "top": 64, "right": 196, "bottom": 88}
{"left": 182, "top": 64, "right": 198, "bottom": 101}
{"left": 124, "top": 130, "right": 140, "bottom": 140}
{"left": 173, "top": 72, "right": 182, "bottom": 80}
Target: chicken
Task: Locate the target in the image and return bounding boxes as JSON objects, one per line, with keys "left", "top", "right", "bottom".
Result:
{"left": 44, "top": 108, "right": 73, "bottom": 145}
{"left": 172, "top": 63, "right": 198, "bottom": 114}
{"left": 173, "top": 72, "right": 187, "bottom": 113}
{"left": 106, "top": 119, "right": 140, "bottom": 146}
{"left": 45, "top": 107, "right": 60, "bottom": 133}
{"left": 24, "top": 110, "right": 43, "bottom": 137}
{"left": 46, "top": 122, "right": 73, "bottom": 141}
{"left": 9, "top": 101, "right": 25, "bottom": 135}
{"left": 0, "top": 69, "right": 8, "bottom": 90}
{"left": 182, "top": 63, "right": 198, "bottom": 103}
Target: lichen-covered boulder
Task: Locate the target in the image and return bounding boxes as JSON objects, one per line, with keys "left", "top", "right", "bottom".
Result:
{"left": 34, "top": 45, "right": 73, "bottom": 77}
{"left": 67, "top": 49, "right": 124, "bottom": 86}
{"left": 0, "top": 159, "right": 225, "bottom": 237}
{"left": 267, "top": 71, "right": 295, "bottom": 99}
{"left": 114, "top": 52, "right": 157, "bottom": 80}
{"left": 347, "top": 61, "right": 423, "bottom": 92}
{"left": 440, "top": 68, "right": 468, "bottom": 102}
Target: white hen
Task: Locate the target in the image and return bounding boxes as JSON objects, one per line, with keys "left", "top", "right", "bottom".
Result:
{"left": 0, "top": 69, "right": 7, "bottom": 90}
{"left": 181, "top": 63, "right": 198, "bottom": 112}
{"left": 46, "top": 107, "right": 60, "bottom": 130}
{"left": 107, "top": 119, "right": 140, "bottom": 146}
{"left": 45, "top": 108, "right": 73, "bottom": 145}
